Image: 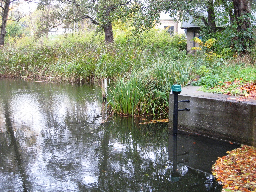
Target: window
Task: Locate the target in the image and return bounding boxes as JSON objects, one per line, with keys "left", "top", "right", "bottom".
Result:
{"left": 164, "top": 26, "right": 174, "bottom": 35}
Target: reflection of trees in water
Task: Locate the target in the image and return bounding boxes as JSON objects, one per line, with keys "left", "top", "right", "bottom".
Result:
{"left": 1, "top": 100, "right": 31, "bottom": 191}
{"left": 0, "top": 80, "right": 104, "bottom": 191}
{"left": 0, "top": 80, "right": 223, "bottom": 191}
{"left": 91, "top": 117, "right": 221, "bottom": 191}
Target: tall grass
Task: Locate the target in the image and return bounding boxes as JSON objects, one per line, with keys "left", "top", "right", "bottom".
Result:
{"left": 1, "top": 28, "right": 254, "bottom": 118}
{"left": 0, "top": 29, "right": 186, "bottom": 82}
{"left": 108, "top": 52, "right": 198, "bottom": 117}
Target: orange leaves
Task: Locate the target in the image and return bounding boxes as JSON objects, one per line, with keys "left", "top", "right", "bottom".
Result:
{"left": 139, "top": 118, "right": 169, "bottom": 124}
{"left": 240, "top": 82, "right": 256, "bottom": 100}
{"left": 221, "top": 81, "right": 256, "bottom": 101}
{"left": 212, "top": 145, "right": 256, "bottom": 191}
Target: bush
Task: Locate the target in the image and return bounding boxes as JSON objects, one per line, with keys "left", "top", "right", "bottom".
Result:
{"left": 200, "top": 25, "right": 256, "bottom": 58}
{"left": 6, "top": 21, "right": 25, "bottom": 38}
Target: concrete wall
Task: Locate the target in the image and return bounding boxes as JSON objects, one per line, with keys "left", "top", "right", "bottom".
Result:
{"left": 169, "top": 86, "right": 256, "bottom": 147}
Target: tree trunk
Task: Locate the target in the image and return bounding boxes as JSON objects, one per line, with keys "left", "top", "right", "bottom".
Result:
{"left": 233, "top": 0, "right": 252, "bottom": 53}
{"left": 102, "top": 4, "right": 114, "bottom": 44}
{"left": 0, "top": 34, "right": 5, "bottom": 46}
{"left": 0, "top": 0, "right": 11, "bottom": 46}
{"left": 233, "top": 0, "right": 251, "bottom": 30}
{"left": 103, "top": 22, "right": 114, "bottom": 43}
{"left": 207, "top": 0, "right": 217, "bottom": 32}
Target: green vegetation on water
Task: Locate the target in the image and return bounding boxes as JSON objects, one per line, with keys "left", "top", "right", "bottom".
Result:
{"left": 0, "top": 29, "right": 255, "bottom": 117}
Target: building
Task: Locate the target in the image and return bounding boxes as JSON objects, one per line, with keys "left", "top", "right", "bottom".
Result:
{"left": 181, "top": 17, "right": 201, "bottom": 54}
{"left": 156, "top": 12, "right": 185, "bottom": 35}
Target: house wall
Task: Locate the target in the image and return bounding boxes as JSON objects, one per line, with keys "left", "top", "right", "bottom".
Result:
{"left": 156, "top": 16, "right": 185, "bottom": 35}
{"left": 156, "top": 19, "right": 185, "bottom": 34}
{"left": 186, "top": 28, "right": 200, "bottom": 54}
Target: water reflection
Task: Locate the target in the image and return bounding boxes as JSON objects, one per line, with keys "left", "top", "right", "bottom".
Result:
{"left": 0, "top": 79, "right": 238, "bottom": 191}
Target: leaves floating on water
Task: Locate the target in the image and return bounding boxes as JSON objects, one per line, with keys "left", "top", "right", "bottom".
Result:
{"left": 139, "top": 119, "right": 169, "bottom": 124}
{"left": 212, "top": 145, "right": 256, "bottom": 192}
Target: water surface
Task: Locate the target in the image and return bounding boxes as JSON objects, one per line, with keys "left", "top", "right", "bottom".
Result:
{"left": 0, "top": 79, "right": 238, "bottom": 191}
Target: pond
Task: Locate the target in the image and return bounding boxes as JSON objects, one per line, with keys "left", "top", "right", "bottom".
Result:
{"left": 0, "top": 79, "right": 239, "bottom": 191}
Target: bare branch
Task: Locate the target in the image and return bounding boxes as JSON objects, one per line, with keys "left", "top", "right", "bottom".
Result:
{"left": 80, "top": 14, "right": 99, "bottom": 25}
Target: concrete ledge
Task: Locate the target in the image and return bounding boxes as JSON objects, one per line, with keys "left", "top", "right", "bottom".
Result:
{"left": 169, "top": 86, "right": 256, "bottom": 147}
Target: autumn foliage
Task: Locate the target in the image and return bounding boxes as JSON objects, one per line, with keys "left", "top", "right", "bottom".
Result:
{"left": 212, "top": 145, "right": 256, "bottom": 191}
{"left": 240, "top": 82, "right": 256, "bottom": 100}
{"left": 226, "top": 81, "right": 256, "bottom": 99}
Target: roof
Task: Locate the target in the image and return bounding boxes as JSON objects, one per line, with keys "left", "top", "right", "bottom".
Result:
{"left": 181, "top": 17, "right": 201, "bottom": 29}
{"left": 181, "top": 11, "right": 256, "bottom": 29}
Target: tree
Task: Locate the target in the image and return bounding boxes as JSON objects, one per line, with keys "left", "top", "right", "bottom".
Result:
{"left": 156, "top": 0, "right": 255, "bottom": 54}
{"left": 35, "top": 2, "right": 62, "bottom": 38}
{"left": 0, "top": 0, "right": 28, "bottom": 45}
{"left": 37, "top": 0, "right": 157, "bottom": 43}
{"left": 233, "top": 0, "right": 253, "bottom": 53}
{"left": 0, "top": 0, "right": 11, "bottom": 45}
{"left": 36, "top": 0, "right": 131, "bottom": 43}
{"left": 206, "top": 0, "right": 216, "bottom": 32}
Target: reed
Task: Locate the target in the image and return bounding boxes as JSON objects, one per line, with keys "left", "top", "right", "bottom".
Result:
{"left": 1, "top": 28, "right": 253, "bottom": 117}
{"left": 108, "top": 53, "right": 196, "bottom": 117}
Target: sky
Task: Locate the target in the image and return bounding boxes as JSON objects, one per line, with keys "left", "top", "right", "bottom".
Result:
{"left": 160, "top": 12, "right": 173, "bottom": 20}
{"left": 14, "top": 0, "right": 38, "bottom": 14}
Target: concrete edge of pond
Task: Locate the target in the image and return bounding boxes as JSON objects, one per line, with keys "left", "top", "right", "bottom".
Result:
{"left": 169, "top": 86, "right": 256, "bottom": 147}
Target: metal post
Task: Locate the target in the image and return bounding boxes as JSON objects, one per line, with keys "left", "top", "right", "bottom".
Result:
{"left": 173, "top": 92, "right": 179, "bottom": 135}
{"left": 171, "top": 84, "right": 181, "bottom": 135}
{"left": 173, "top": 134, "right": 178, "bottom": 173}
{"left": 102, "top": 78, "right": 107, "bottom": 102}
{"left": 170, "top": 84, "right": 190, "bottom": 181}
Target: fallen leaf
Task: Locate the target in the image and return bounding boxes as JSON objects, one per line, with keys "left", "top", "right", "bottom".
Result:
{"left": 212, "top": 145, "right": 256, "bottom": 191}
